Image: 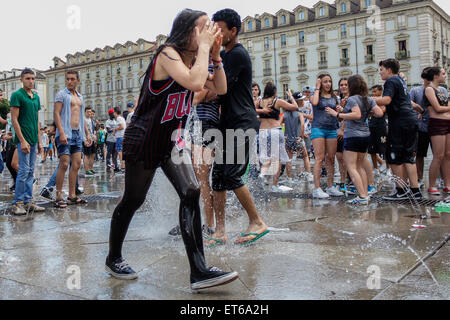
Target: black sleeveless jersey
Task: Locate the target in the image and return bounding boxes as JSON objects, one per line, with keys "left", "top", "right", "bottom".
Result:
{"left": 123, "top": 54, "right": 193, "bottom": 169}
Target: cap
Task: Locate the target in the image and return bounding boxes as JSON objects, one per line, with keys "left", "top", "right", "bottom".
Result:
{"left": 302, "top": 86, "right": 312, "bottom": 92}
{"left": 108, "top": 109, "right": 114, "bottom": 114}
{"left": 127, "top": 102, "right": 134, "bottom": 108}
{"left": 292, "top": 92, "right": 306, "bottom": 100}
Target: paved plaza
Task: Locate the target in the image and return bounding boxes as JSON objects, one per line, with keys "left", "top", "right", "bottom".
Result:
{"left": 0, "top": 158, "right": 448, "bottom": 300}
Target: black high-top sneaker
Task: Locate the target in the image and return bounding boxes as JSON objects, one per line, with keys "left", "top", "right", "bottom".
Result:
{"left": 190, "top": 267, "right": 239, "bottom": 290}
{"left": 105, "top": 257, "right": 138, "bottom": 280}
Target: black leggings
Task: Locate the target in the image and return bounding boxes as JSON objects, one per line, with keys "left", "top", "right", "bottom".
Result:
{"left": 108, "top": 150, "right": 209, "bottom": 276}
{"left": 6, "top": 145, "right": 17, "bottom": 184}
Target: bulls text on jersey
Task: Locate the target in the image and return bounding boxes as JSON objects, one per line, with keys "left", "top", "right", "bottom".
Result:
{"left": 161, "top": 90, "right": 192, "bottom": 124}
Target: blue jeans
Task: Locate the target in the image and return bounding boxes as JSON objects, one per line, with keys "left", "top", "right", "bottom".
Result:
{"left": 13, "top": 143, "right": 37, "bottom": 205}
{"left": 0, "top": 152, "right": 4, "bottom": 174}
{"left": 46, "top": 161, "right": 80, "bottom": 190}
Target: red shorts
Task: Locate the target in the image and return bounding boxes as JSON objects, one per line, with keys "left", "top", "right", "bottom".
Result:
{"left": 428, "top": 118, "right": 450, "bottom": 137}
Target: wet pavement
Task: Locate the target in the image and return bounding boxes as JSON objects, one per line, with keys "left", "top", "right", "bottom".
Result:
{"left": 0, "top": 158, "right": 449, "bottom": 300}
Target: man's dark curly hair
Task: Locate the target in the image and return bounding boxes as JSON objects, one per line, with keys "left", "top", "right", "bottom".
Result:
{"left": 212, "top": 8, "right": 241, "bottom": 35}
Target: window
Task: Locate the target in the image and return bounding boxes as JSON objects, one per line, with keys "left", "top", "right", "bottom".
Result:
{"left": 299, "top": 31, "right": 305, "bottom": 45}
{"left": 281, "top": 15, "right": 286, "bottom": 25}
{"left": 364, "top": 0, "right": 372, "bottom": 8}
{"left": 107, "top": 81, "right": 112, "bottom": 91}
{"left": 319, "top": 28, "right": 325, "bottom": 42}
{"left": 265, "top": 18, "right": 270, "bottom": 27}
{"left": 140, "top": 43, "right": 144, "bottom": 50}
{"left": 341, "top": 2, "right": 347, "bottom": 13}
{"left": 96, "top": 51, "right": 100, "bottom": 59}
{"left": 319, "top": 7, "right": 325, "bottom": 17}
{"left": 264, "top": 37, "right": 270, "bottom": 51}
{"left": 264, "top": 60, "right": 271, "bottom": 70}
{"left": 366, "top": 45, "right": 374, "bottom": 62}
{"left": 341, "top": 24, "right": 347, "bottom": 38}
{"left": 398, "top": 15, "right": 406, "bottom": 29}
{"left": 117, "top": 48, "right": 121, "bottom": 55}
{"left": 299, "top": 54, "right": 306, "bottom": 67}
{"left": 128, "top": 46, "right": 132, "bottom": 53}
{"left": 367, "top": 45, "right": 373, "bottom": 55}
{"left": 283, "top": 84, "right": 289, "bottom": 99}
{"left": 342, "top": 48, "right": 349, "bottom": 59}
{"left": 107, "top": 50, "right": 111, "bottom": 58}
{"left": 281, "top": 57, "right": 288, "bottom": 67}
{"left": 140, "top": 58, "right": 144, "bottom": 69}
{"left": 320, "top": 51, "right": 327, "bottom": 62}
{"left": 247, "top": 40, "right": 253, "bottom": 53}
{"left": 248, "top": 21, "right": 253, "bottom": 31}
{"left": 399, "top": 40, "right": 407, "bottom": 52}
{"left": 281, "top": 34, "right": 287, "bottom": 48}
{"left": 298, "top": 11, "right": 305, "bottom": 21}
{"left": 128, "top": 60, "right": 132, "bottom": 71}
{"left": 96, "top": 83, "right": 101, "bottom": 93}
{"left": 368, "top": 75, "right": 375, "bottom": 87}
{"left": 128, "top": 78, "right": 133, "bottom": 88}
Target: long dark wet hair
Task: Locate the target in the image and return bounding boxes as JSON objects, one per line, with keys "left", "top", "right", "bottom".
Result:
{"left": 136, "top": 9, "right": 207, "bottom": 111}
{"left": 348, "top": 74, "right": 370, "bottom": 113}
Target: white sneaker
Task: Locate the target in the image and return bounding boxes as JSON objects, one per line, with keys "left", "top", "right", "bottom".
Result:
{"left": 347, "top": 196, "right": 369, "bottom": 205}
{"left": 326, "top": 186, "right": 344, "bottom": 197}
{"left": 305, "top": 173, "right": 314, "bottom": 182}
{"left": 272, "top": 185, "right": 293, "bottom": 193}
{"left": 313, "top": 188, "right": 330, "bottom": 199}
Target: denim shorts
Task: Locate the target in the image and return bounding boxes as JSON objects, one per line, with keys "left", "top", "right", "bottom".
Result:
{"left": 311, "top": 128, "right": 338, "bottom": 140}
{"left": 116, "top": 137, "right": 124, "bottom": 152}
{"left": 56, "top": 130, "right": 83, "bottom": 156}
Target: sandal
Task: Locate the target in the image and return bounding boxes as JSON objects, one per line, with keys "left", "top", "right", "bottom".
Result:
{"left": 67, "top": 197, "right": 88, "bottom": 205}
{"left": 54, "top": 199, "right": 68, "bottom": 208}
{"left": 204, "top": 238, "right": 227, "bottom": 249}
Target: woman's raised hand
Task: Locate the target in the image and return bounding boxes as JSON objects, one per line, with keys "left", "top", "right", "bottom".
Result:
{"left": 197, "top": 21, "right": 221, "bottom": 50}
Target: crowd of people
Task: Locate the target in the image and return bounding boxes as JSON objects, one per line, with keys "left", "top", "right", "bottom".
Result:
{"left": 1, "top": 7, "right": 449, "bottom": 291}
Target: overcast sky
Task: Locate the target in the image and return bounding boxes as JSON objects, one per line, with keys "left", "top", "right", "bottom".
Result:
{"left": 1, "top": 0, "right": 448, "bottom": 71}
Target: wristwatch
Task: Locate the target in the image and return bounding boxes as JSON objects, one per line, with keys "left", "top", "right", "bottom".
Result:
{"left": 214, "top": 63, "right": 223, "bottom": 71}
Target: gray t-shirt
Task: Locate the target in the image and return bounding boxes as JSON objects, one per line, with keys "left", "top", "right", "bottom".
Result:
{"left": 343, "top": 95, "right": 376, "bottom": 138}
{"left": 284, "top": 110, "right": 300, "bottom": 140}
{"left": 105, "top": 119, "right": 117, "bottom": 143}
{"left": 312, "top": 96, "right": 339, "bottom": 131}
{"left": 410, "top": 86, "right": 448, "bottom": 133}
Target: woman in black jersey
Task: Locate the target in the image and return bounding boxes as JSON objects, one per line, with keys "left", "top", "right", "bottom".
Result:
{"left": 105, "top": 9, "right": 239, "bottom": 291}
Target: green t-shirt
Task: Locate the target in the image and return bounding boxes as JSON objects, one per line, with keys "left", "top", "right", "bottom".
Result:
{"left": 10, "top": 88, "right": 41, "bottom": 145}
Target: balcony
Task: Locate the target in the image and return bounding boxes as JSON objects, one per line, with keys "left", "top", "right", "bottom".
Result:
{"left": 395, "top": 50, "right": 410, "bottom": 60}
{"left": 298, "top": 64, "right": 307, "bottom": 72}
{"left": 263, "top": 68, "right": 272, "bottom": 76}
{"left": 340, "top": 58, "right": 350, "bottom": 67}
{"left": 365, "top": 54, "right": 375, "bottom": 63}
{"left": 318, "top": 61, "right": 328, "bottom": 69}
{"left": 280, "top": 66, "right": 289, "bottom": 74}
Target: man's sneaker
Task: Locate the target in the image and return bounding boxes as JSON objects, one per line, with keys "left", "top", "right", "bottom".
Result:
{"left": 40, "top": 187, "right": 53, "bottom": 200}
{"left": 337, "top": 183, "right": 347, "bottom": 193}
{"left": 347, "top": 185, "right": 357, "bottom": 195}
{"left": 347, "top": 196, "right": 369, "bottom": 205}
{"left": 169, "top": 225, "right": 182, "bottom": 236}
{"left": 428, "top": 187, "right": 441, "bottom": 196}
{"left": 368, "top": 185, "right": 377, "bottom": 195}
{"left": 9, "top": 185, "right": 15, "bottom": 192}
{"left": 413, "top": 191, "right": 423, "bottom": 200}
{"left": 271, "top": 185, "right": 293, "bottom": 193}
{"left": 312, "top": 187, "right": 330, "bottom": 199}
{"left": 190, "top": 267, "right": 239, "bottom": 290}
{"left": 75, "top": 188, "right": 84, "bottom": 196}
{"left": 383, "top": 190, "right": 409, "bottom": 201}
{"left": 418, "top": 179, "right": 425, "bottom": 190}
{"left": 105, "top": 257, "right": 138, "bottom": 280}
{"left": 202, "top": 225, "right": 215, "bottom": 238}
{"left": 305, "top": 173, "right": 314, "bottom": 182}
{"left": 444, "top": 186, "right": 450, "bottom": 194}
{"left": 11, "top": 202, "right": 26, "bottom": 216}
{"left": 326, "top": 186, "right": 344, "bottom": 197}
{"left": 24, "top": 202, "right": 45, "bottom": 212}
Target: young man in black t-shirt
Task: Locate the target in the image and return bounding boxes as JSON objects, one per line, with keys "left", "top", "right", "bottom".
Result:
{"left": 374, "top": 59, "right": 422, "bottom": 200}
{"left": 209, "top": 9, "right": 268, "bottom": 247}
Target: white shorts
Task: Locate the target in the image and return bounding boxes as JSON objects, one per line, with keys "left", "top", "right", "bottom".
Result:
{"left": 259, "top": 128, "right": 290, "bottom": 164}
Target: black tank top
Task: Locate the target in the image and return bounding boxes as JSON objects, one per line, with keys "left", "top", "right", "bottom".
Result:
{"left": 123, "top": 54, "right": 193, "bottom": 169}
{"left": 424, "top": 87, "right": 449, "bottom": 108}
{"left": 258, "top": 98, "right": 280, "bottom": 120}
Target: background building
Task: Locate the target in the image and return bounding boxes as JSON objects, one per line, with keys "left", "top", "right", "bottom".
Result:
{"left": 239, "top": 0, "right": 450, "bottom": 96}
{"left": 0, "top": 68, "right": 47, "bottom": 123}
{"left": 44, "top": 36, "right": 167, "bottom": 123}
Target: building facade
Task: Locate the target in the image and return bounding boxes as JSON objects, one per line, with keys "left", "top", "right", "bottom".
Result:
{"left": 0, "top": 68, "right": 48, "bottom": 122}
{"left": 240, "top": 0, "right": 450, "bottom": 95}
{"left": 44, "top": 36, "right": 167, "bottom": 123}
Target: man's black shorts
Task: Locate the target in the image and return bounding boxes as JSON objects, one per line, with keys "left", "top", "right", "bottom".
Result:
{"left": 83, "top": 144, "right": 96, "bottom": 156}
{"left": 212, "top": 135, "right": 253, "bottom": 192}
{"left": 386, "top": 125, "right": 418, "bottom": 165}
{"left": 368, "top": 126, "right": 387, "bottom": 156}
